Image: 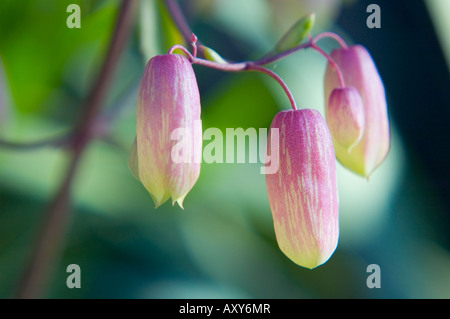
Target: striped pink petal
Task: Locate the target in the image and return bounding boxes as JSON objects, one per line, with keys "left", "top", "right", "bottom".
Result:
{"left": 133, "top": 54, "right": 202, "bottom": 208}
{"left": 265, "top": 109, "right": 339, "bottom": 269}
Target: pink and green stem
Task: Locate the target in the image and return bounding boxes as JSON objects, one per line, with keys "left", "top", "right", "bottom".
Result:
{"left": 169, "top": 31, "right": 348, "bottom": 110}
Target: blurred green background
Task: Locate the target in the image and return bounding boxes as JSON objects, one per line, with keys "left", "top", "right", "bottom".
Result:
{"left": 0, "top": 0, "right": 449, "bottom": 298}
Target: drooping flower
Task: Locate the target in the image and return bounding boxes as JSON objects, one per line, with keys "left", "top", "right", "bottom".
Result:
{"left": 265, "top": 109, "right": 339, "bottom": 269}
{"left": 129, "top": 54, "right": 202, "bottom": 208}
{"left": 325, "top": 45, "right": 390, "bottom": 177}
{"left": 326, "top": 86, "right": 365, "bottom": 152}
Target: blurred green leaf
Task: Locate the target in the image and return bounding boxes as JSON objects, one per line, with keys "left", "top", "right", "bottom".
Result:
{"left": 0, "top": 0, "right": 117, "bottom": 114}
{"left": 201, "top": 73, "right": 279, "bottom": 131}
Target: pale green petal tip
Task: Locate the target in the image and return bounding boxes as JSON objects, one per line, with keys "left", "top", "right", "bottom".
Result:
{"left": 147, "top": 189, "right": 189, "bottom": 209}
{"left": 150, "top": 191, "right": 170, "bottom": 209}
{"left": 296, "top": 253, "right": 332, "bottom": 270}
{"left": 172, "top": 193, "right": 188, "bottom": 210}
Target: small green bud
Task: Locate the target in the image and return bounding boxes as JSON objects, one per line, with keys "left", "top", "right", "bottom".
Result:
{"left": 273, "top": 13, "right": 315, "bottom": 53}
{"left": 200, "top": 45, "right": 228, "bottom": 64}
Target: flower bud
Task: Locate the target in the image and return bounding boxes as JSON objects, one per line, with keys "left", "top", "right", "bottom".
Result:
{"left": 325, "top": 45, "right": 390, "bottom": 177}
{"left": 265, "top": 109, "right": 339, "bottom": 269}
{"left": 130, "top": 54, "right": 202, "bottom": 208}
{"left": 326, "top": 86, "right": 365, "bottom": 151}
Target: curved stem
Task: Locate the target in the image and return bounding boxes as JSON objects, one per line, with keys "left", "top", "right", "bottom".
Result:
{"left": 168, "top": 44, "right": 194, "bottom": 59}
{"left": 309, "top": 35, "right": 346, "bottom": 88}
{"left": 186, "top": 56, "right": 297, "bottom": 110}
{"left": 312, "top": 31, "right": 348, "bottom": 49}
{"left": 169, "top": 33, "right": 300, "bottom": 110}
{"left": 246, "top": 64, "right": 297, "bottom": 110}
{"left": 168, "top": 28, "right": 350, "bottom": 110}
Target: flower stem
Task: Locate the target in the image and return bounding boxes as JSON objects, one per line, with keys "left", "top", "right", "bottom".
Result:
{"left": 309, "top": 35, "right": 346, "bottom": 88}
{"left": 253, "top": 41, "right": 313, "bottom": 66}
{"left": 246, "top": 64, "right": 298, "bottom": 110}
{"left": 177, "top": 52, "right": 297, "bottom": 110}
{"left": 168, "top": 44, "right": 193, "bottom": 58}
{"left": 169, "top": 40, "right": 298, "bottom": 110}
{"left": 313, "top": 31, "right": 348, "bottom": 49}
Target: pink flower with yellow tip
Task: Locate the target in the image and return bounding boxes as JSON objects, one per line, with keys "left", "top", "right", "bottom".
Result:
{"left": 129, "top": 54, "right": 202, "bottom": 208}
{"left": 265, "top": 109, "right": 339, "bottom": 269}
{"left": 325, "top": 45, "right": 390, "bottom": 177}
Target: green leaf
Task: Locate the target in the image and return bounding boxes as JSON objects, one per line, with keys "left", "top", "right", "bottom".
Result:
{"left": 273, "top": 12, "right": 315, "bottom": 53}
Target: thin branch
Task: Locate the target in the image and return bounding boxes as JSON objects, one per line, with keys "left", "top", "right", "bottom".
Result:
{"left": 163, "top": 0, "right": 192, "bottom": 41}
{"left": 0, "top": 134, "right": 72, "bottom": 151}
{"left": 15, "top": 151, "right": 81, "bottom": 299}
{"left": 15, "top": 0, "right": 139, "bottom": 299}
{"left": 73, "top": 0, "right": 139, "bottom": 151}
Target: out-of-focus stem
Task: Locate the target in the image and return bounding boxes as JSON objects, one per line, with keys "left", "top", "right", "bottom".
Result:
{"left": 0, "top": 134, "right": 72, "bottom": 151}
{"left": 15, "top": 0, "right": 139, "bottom": 299}
{"left": 164, "top": 0, "right": 205, "bottom": 58}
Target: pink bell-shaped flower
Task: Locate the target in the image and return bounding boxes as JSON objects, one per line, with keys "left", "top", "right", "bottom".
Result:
{"left": 325, "top": 45, "right": 390, "bottom": 177}
{"left": 265, "top": 109, "right": 339, "bottom": 269}
{"left": 129, "top": 54, "right": 202, "bottom": 208}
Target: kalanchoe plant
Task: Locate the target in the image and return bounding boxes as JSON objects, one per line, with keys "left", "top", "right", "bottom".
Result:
{"left": 0, "top": 3, "right": 394, "bottom": 298}
{"left": 128, "top": 12, "right": 389, "bottom": 269}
